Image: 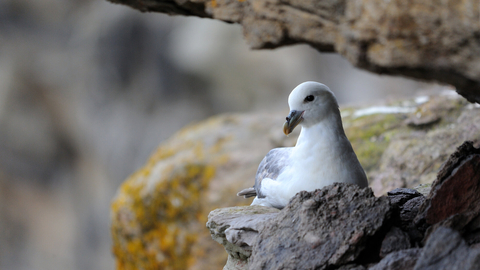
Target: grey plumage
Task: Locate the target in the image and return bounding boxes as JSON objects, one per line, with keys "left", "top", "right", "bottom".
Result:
{"left": 237, "top": 148, "right": 293, "bottom": 198}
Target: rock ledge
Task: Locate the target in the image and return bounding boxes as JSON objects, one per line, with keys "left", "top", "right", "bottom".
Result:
{"left": 207, "top": 141, "right": 480, "bottom": 270}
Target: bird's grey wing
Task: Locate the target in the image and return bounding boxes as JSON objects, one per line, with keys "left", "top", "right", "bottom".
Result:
{"left": 236, "top": 158, "right": 269, "bottom": 198}
{"left": 254, "top": 147, "right": 293, "bottom": 198}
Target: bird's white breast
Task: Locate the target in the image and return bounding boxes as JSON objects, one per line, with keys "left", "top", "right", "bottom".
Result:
{"left": 257, "top": 116, "right": 367, "bottom": 208}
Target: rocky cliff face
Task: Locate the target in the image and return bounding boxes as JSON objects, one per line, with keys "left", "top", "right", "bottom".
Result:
{"left": 110, "top": 93, "right": 480, "bottom": 269}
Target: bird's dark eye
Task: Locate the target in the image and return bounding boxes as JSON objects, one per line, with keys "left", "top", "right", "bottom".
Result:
{"left": 304, "top": 95, "right": 314, "bottom": 102}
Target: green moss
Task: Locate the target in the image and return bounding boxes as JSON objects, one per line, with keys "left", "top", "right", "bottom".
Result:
{"left": 344, "top": 112, "right": 406, "bottom": 172}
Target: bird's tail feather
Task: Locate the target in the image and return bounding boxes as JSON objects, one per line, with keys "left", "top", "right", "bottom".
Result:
{"left": 237, "top": 187, "right": 257, "bottom": 198}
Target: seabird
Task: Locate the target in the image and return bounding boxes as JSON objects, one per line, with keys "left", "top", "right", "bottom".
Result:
{"left": 237, "top": 81, "right": 368, "bottom": 209}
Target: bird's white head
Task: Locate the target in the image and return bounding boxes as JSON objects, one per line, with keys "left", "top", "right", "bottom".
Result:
{"left": 283, "top": 81, "right": 339, "bottom": 135}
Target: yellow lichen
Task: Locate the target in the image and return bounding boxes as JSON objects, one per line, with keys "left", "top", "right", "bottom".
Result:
{"left": 111, "top": 143, "right": 216, "bottom": 270}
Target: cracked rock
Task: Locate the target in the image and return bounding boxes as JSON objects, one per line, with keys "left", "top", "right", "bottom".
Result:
{"left": 249, "top": 183, "right": 391, "bottom": 270}
{"left": 206, "top": 206, "right": 280, "bottom": 269}
{"left": 413, "top": 227, "right": 480, "bottom": 270}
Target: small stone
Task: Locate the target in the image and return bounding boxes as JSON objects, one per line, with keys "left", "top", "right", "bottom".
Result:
{"left": 387, "top": 188, "right": 422, "bottom": 207}
{"left": 369, "top": 248, "right": 421, "bottom": 270}
{"left": 388, "top": 188, "right": 422, "bottom": 197}
{"left": 400, "top": 196, "right": 425, "bottom": 227}
{"left": 405, "top": 111, "right": 441, "bottom": 127}
{"left": 387, "top": 189, "right": 425, "bottom": 244}
{"left": 379, "top": 227, "right": 411, "bottom": 258}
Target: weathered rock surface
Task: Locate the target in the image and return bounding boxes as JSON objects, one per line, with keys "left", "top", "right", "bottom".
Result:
{"left": 206, "top": 206, "right": 280, "bottom": 269}
{"left": 415, "top": 141, "right": 480, "bottom": 242}
{"left": 337, "top": 264, "right": 367, "bottom": 270}
{"left": 367, "top": 95, "right": 480, "bottom": 195}
{"left": 379, "top": 227, "right": 411, "bottom": 258}
{"left": 387, "top": 188, "right": 422, "bottom": 206}
{"left": 249, "top": 184, "right": 391, "bottom": 270}
{"left": 413, "top": 227, "right": 480, "bottom": 270}
{"left": 421, "top": 141, "right": 480, "bottom": 224}
{"left": 387, "top": 188, "right": 425, "bottom": 244}
{"left": 108, "top": 0, "right": 480, "bottom": 103}
{"left": 206, "top": 184, "right": 392, "bottom": 270}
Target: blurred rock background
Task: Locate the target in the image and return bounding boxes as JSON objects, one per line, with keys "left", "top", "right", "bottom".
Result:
{"left": 0, "top": 0, "right": 435, "bottom": 269}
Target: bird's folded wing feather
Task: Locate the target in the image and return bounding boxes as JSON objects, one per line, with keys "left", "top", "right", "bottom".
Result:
{"left": 254, "top": 147, "right": 293, "bottom": 198}
{"left": 237, "top": 147, "right": 293, "bottom": 198}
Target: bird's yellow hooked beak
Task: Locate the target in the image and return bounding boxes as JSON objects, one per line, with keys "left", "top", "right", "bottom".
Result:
{"left": 283, "top": 110, "right": 305, "bottom": 135}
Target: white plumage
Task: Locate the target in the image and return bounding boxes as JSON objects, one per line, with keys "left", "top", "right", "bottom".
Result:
{"left": 237, "top": 81, "right": 368, "bottom": 209}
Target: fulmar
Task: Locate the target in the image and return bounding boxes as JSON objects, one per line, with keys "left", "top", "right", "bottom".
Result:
{"left": 237, "top": 81, "right": 368, "bottom": 209}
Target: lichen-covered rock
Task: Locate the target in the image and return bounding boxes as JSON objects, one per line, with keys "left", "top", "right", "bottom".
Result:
{"left": 366, "top": 95, "right": 480, "bottom": 195}
{"left": 248, "top": 183, "right": 391, "bottom": 270}
{"left": 111, "top": 113, "right": 290, "bottom": 270}
{"left": 111, "top": 162, "right": 215, "bottom": 270}
{"left": 413, "top": 184, "right": 432, "bottom": 197}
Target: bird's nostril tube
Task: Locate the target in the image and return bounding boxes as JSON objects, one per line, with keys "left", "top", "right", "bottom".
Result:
{"left": 286, "top": 116, "right": 290, "bottom": 121}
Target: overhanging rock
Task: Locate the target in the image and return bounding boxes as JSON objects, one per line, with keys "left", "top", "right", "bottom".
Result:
{"left": 107, "top": 0, "right": 480, "bottom": 103}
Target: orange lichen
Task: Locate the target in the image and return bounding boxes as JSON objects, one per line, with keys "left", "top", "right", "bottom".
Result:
{"left": 111, "top": 151, "right": 216, "bottom": 270}
{"left": 111, "top": 114, "right": 256, "bottom": 269}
